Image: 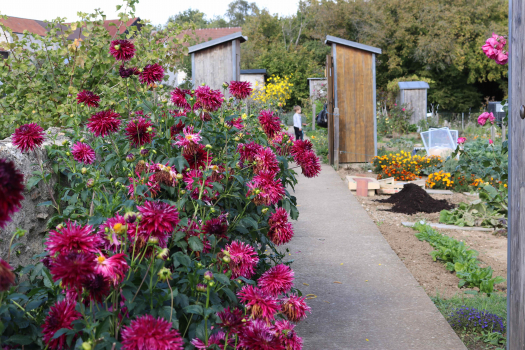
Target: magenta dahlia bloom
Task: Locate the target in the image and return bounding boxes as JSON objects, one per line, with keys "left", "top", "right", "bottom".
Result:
{"left": 0, "top": 258, "right": 15, "bottom": 292}
{"left": 50, "top": 251, "right": 96, "bottom": 291}
{"left": 83, "top": 273, "right": 111, "bottom": 304}
{"left": 170, "top": 120, "right": 186, "bottom": 138}
{"left": 110, "top": 39, "right": 136, "bottom": 61}
{"left": 247, "top": 170, "right": 285, "bottom": 206}
{"left": 46, "top": 221, "right": 102, "bottom": 256}
{"left": 237, "top": 285, "right": 280, "bottom": 321}
{"left": 229, "top": 81, "right": 253, "bottom": 99}
{"left": 238, "top": 142, "right": 263, "bottom": 166}
{"left": 76, "top": 90, "right": 100, "bottom": 107}
{"left": 12, "top": 123, "right": 45, "bottom": 152}
{"left": 202, "top": 217, "right": 228, "bottom": 239}
{"left": 87, "top": 110, "right": 121, "bottom": 137}
{"left": 174, "top": 125, "right": 202, "bottom": 150}
{"left": 281, "top": 294, "right": 311, "bottom": 323}
{"left": 495, "top": 50, "right": 508, "bottom": 65}
{"left": 71, "top": 142, "right": 95, "bottom": 164}
{"left": 195, "top": 85, "right": 224, "bottom": 112}
{"left": 218, "top": 307, "right": 245, "bottom": 333}
{"left": 270, "top": 132, "right": 293, "bottom": 156}
{"left": 97, "top": 214, "right": 134, "bottom": 252}
{"left": 139, "top": 63, "right": 164, "bottom": 85}
{"left": 119, "top": 65, "right": 140, "bottom": 78}
{"left": 296, "top": 151, "right": 321, "bottom": 178}
{"left": 274, "top": 320, "right": 303, "bottom": 350}
{"left": 254, "top": 147, "right": 280, "bottom": 175}
{"left": 238, "top": 319, "right": 283, "bottom": 350}
{"left": 95, "top": 253, "right": 129, "bottom": 285}
{"left": 192, "top": 332, "right": 232, "bottom": 350}
{"left": 0, "top": 159, "right": 24, "bottom": 229}
{"left": 457, "top": 137, "right": 466, "bottom": 145}
{"left": 125, "top": 117, "right": 156, "bottom": 147}
{"left": 184, "top": 169, "right": 215, "bottom": 201}
{"left": 184, "top": 144, "right": 212, "bottom": 170}
{"left": 268, "top": 208, "right": 294, "bottom": 245}
{"left": 225, "top": 241, "right": 259, "bottom": 279}
{"left": 137, "top": 201, "right": 180, "bottom": 247}
{"left": 291, "top": 140, "right": 313, "bottom": 158}
{"left": 42, "top": 298, "right": 81, "bottom": 350}
{"left": 258, "top": 264, "right": 294, "bottom": 297}
{"left": 170, "top": 88, "right": 195, "bottom": 110}
{"left": 121, "top": 314, "right": 183, "bottom": 350}
{"left": 258, "top": 110, "right": 281, "bottom": 138}
{"left": 227, "top": 116, "right": 244, "bottom": 130}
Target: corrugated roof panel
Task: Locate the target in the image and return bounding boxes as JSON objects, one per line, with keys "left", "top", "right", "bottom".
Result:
{"left": 188, "top": 32, "right": 247, "bottom": 53}
{"left": 398, "top": 81, "right": 430, "bottom": 90}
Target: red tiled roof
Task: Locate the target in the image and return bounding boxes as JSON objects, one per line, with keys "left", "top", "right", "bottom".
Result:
{"left": 0, "top": 17, "right": 47, "bottom": 36}
{"left": 177, "top": 27, "right": 242, "bottom": 46}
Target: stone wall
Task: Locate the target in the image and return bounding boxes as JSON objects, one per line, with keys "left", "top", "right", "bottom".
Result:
{"left": 0, "top": 128, "right": 68, "bottom": 268}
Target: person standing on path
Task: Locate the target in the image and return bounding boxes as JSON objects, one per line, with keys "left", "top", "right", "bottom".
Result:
{"left": 293, "top": 105, "right": 304, "bottom": 141}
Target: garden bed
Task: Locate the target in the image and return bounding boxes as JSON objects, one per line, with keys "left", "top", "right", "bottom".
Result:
{"left": 338, "top": 170, "right": 507, "bottom": 298}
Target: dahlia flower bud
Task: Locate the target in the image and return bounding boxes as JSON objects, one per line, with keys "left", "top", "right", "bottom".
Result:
{"left": 157, "top": 248, "right": 169, "bottom": 260}
{"left": 222, "top": 255, "right": 231, "bottom": 263}
{"left": 115, "top": 181, "right": 120, "bottom": 186}
{"left": 56, "top": 223, "right": 64, "bottom": 230}
{"left": 180, "top": 190, "right": 186, "bottom": 195}
{"left": 222, "top": 82, "right": 229, "bottom": 89}
{"left": 140, "top": 149, "right": 149, "bottom": 157}
{"left": 176, "top": 173, "right": 183, "bottom": 180}
{"left": 61, "top": 140, "right": 68, "bottom": 146}
{"left": 114, "top": 44, "right": 121, "bottom": 51}
{"left": 82, "top": 342, "right": 92, "bottom": 350}
{"left": 205, "top": 144, "right": 212, "bottom": 149}
{"left": 110, "top": 178, "right": 114, "bottom": 182}
{"left": 196, "top": 283, "right": 207, "bottom": 292}
{"left": 80, "top": 138, "right": 85, "bottom": 142}
{"left": 261, "top": 208, "right": 268, "bottom": 214}
{"left": 66, "top": 152, "right": 71, "bottom": 156}
{"left": 81, "top": 167, "right": 87, "bottom": 174}
{"left": 148, "top": 237, "right": 159, "bottom": 244}
{"left": 124, "top": 212, "right": 138, "bottom": 224}
{"left": 157, "top": 267, "right": 172, "bottom": 281}
{"left": 204, "top": 271, "right": 214, "bottom": 281}
{"left": 86, "top": 178, "right": 94, "bottom": 188}
{"left": 209, "top": 281, "right": 215, "bottom": 287}
{"left": 234, "top": 137, "right": 240, "bottom": 141}
{"left": 126, "top": 153, "right": 135, "bottom": 162}
{"left": 147, "top": 126, "right": 153, "bottom": 132}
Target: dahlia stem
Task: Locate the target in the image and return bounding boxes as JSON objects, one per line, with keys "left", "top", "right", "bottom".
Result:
{"left": 167, "top": 279, "right": 174, "bottom": 323}
{"left": 204, "top": 284, "right": 211, "bottom": 345}
{"left": 131, "top": 258, "right": 154, "bottom": 303}
{"left": 10, "top": 300, "right": 36, "bottom": 320}
{"left": 224, "top": 333, "right": 229, "bottom": 350}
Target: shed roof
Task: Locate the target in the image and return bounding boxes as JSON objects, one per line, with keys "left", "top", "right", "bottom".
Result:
{"left": 240, "top": 69, "right": 266, "bottom": 74}
{"left": 325, "top": 35, "right": 382, "bottom": 54}
{"left": 188, "top": 32, "right": 247, "bottom": 53}
{"left": 398, "top": 81, "right": 430, "bottom": 90}
{"left": 307, "top": 77, "right": 326, "bottom": 80}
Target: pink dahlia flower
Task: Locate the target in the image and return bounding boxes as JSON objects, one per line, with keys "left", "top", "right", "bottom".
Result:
{"left": 171, "top": 88, "right": 200, "bottom": 110}
{"left": 71, "top": 142, "right": 95, "bottom": 164}
{"left": 46, "top": 221, "right": 102, "bottom": 256}
{"left": 0, "top": 258, "right": 15, "bottom": 292}
{"left": 137, "top": 201, "right": 180, "bottom": 246}
{"left": 0, "top": 159, "right": 24, "bottom": 229}
{"left": 227, "top": 116, "right": 244, "bottom": 130}
{"left": 274, "top": 320, "right": 303, "bottom": 350}
{"left": 170, "top": 120, "right": 186, "bottom": 138}
{"left": 258, "top": 110, "right": 281, "bottom": 138}
{"left": 121, "top": 314, "right": 183, "bottom": 350}
{"left": 238, "top": 318, "right": 283, "bottom": 350}
{"left": 195, "top": 85, "right": 224, "bottom": 112}
{"left": 495, "top": 51, "right": 508, "bottom": 65}
{"left": 97, "top": 214, "right": 134, "bottom": 252}
{"left": 139, "top": 63, "right": 164, "bottom": 85}
{"left": 119, "top": 65, "right": 139, "bottom": 78}
{"left": 257, "top": 264, "right": 294, "bottom": 297}
{"left": 87, "top": 110, "right": 121, "bottom": 137}
{"left": 12, "top": 123, "right": 45, "bottom": 152}
{"left": 457, "top": 137, "right": 466, "bottom": 145}
{"left": 218, "top": 307, "right": 245, "bottom": 333}
{"left": 184, "top": 169, "right": 215, "bottom": 201}
{"left": 125, "top": 117, "right": 155, "bottom": 147}
{"left": 271, "top": 132, "right": 293, "bottom": 156}
{"left": 202, "top": 217, "right": 228, "bottom": 240}
{"left": 95, "top": 253, "right": 129, "bottom": 285}
{"left": 42, "top": 298, "right": 81, "bottom": 350}
{"left": 184, "top": 144, "right": 212, "bottom": 170}
{"left": 191, "top": 332, "right": 232, "bottom": 350}
{"left": 247, "top": 170, "right": 285, "bottom": 206}
{"left": 488, "top": 112, "right": 496, "bottom": 123}
{"left": 482, "top": 42, "right": 498, "bottom": 60}
{"left": 110, "top": 39, "right": 136, "bottom": 61}
{"left": 291, "top": 139, "right": 314, "bottom": 159}
{"left": 238, "top": 142, "right": 263, "bottom": 166}
{"left": 83, "top": 273, "right": 111, "bottom": 304}
{"left": 229, "top": 81, "right": 253, "bottom": 99}
{"left": 254, "top": 147, "right": 280, "bottom": 175}
{"left": 296, "top": 150, "right": 321, "bottom": 178}
{"left": 76, "top": 90, "right": 100, "bottom": 107}
{"left": 268, "top": 208, "right": 294, "bottom": 246}
{"left": 237, "top": 285, "right": 280, "bottom": 321}
{"left": 281, "top": 294, "right": 311, "bottom": 323}
{"left": 489, "top": 139, "right": 494, "bottom": 145}
{"left": 174, "top": 125, "right": 202, "bottom": 150}
{"left": 50, "top": 251, "right": 96, "bottom": 290}
{"left": 225, "top": 241, "right": 259, "bottom": 279}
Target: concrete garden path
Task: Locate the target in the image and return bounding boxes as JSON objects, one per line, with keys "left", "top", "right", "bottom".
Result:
{"left": 284, "top": 164, "right": 466, "bottom": 350}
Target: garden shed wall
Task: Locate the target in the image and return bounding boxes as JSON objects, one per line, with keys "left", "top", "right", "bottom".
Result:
{"left": 398, "top": 81, "right": 429, "bottom": 125}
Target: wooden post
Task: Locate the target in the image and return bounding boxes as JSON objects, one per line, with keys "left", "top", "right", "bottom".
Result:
{"left": 491, "top": 125, "right": 495, "bottom": 140}
{"left": 502, "top": 124, "right": 506, "bottom": 142}
{"left": 509, "top": 1, "right": 525, "bottom": 347}
{"left": 334, "top": 107, "right": 340, "bottom": 170}
{"left": 462, "top": 112, "right": 464, "bottom": 130}
{"left": 312, "top": 103, "right": 316, "bottom": 131}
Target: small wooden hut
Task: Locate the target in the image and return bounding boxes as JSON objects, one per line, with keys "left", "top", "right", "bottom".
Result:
{"left": 324, "top": 35, "right": 382, "bottom": 166}
{"left": 240, "top": 69, "right": 267, "bottom": 89}
{"left": 189, "top": 32, "right": 247, "bottom": 93}
{"left": 397, "top": 81, "right": 430, "bottom": 125}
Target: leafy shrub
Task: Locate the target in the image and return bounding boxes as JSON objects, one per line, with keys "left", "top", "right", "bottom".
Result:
{"left": 413, "top": 222, "right": 505, "bottom": 295}
{"left": 376, "top": 104, "right": 414, "bottom": 136}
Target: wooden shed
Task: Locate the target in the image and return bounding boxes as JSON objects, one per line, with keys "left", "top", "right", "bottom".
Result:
{"left": 189, "top": 32, "right": 247, "bottom": 93}
{"left": 325, "top": 35, "right": 382, "bottom": 166}
{"left": 240, "top": 69, "right": 267, "bottom": 89}
{"left": 397, "top": 81, "right": 430, "bottom": 125}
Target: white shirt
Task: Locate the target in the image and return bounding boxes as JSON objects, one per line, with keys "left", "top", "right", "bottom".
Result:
{"left": 293, "top": 113, "right": 302, "bottom": 129}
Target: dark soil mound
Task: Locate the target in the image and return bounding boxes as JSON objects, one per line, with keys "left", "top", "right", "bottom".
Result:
{"left": 377, "top": 183, "right": 454, "bottom": 215}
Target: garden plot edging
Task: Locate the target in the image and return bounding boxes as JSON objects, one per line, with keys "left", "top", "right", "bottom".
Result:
{"left": 402, "top": 221, "right": 494, "bottom": 232}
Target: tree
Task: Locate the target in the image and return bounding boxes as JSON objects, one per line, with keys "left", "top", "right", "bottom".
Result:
{"left": 166, "top": 9, "right": 208, "bottom": 28}
{"left": 226, "top": 0, "right": 258, "bottom": 26}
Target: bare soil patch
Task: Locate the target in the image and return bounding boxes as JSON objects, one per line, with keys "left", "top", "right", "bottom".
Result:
{"left": 339, "top": 170, "right": 507, "bottom": 298}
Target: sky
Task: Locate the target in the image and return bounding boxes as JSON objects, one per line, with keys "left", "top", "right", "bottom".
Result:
{"left": 2, "top": 0, "right": 299, "bottom": 27}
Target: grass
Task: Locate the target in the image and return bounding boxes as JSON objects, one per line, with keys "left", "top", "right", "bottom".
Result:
{"left": 432, "top": 293, "right": 507, "bottom": 350}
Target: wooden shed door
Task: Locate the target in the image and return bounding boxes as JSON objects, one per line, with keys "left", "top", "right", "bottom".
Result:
{"left": 326, "top": 54, "right": 334, "bottom": 165}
